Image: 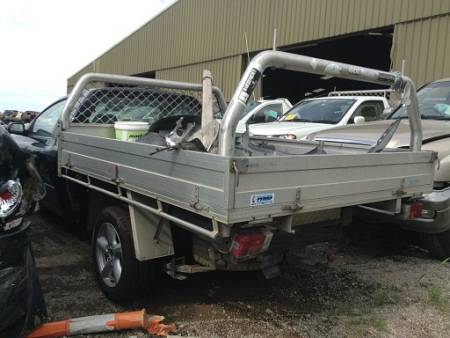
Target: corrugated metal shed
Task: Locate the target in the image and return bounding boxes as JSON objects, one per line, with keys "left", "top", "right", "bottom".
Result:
{"left": 392, "top": 13, "right": 450, "bottom": 86}
{"left": 68, "top": 63, "right": 95, "bottom": 90}
{"left": 68, "top": 0, "right": 450, "bottom": 96}
{"left": 156, "top": 55, "right": 242, "bottom": 99}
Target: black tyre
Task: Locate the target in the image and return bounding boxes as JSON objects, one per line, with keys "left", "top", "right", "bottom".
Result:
{"left": 92, "top": 206, "right": 153, "bottom": 303}
{"left": 420, "top": 230, "right": 450, "bottom": 260}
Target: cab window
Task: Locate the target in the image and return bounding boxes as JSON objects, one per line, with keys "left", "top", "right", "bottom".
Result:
{"left": 351, "top": 100, "right": 385, "bottom": 123}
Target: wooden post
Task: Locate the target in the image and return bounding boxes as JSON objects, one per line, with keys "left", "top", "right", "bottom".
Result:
{"left": 202, "top": 69, "right": 214, "bottom": 127}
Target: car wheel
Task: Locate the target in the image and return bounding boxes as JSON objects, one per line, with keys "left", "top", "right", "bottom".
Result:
{"left": 420, "top": 230, "right": 450, "bottom": 260}
{"left": 92, "top": 206, "right": 153, "bottom": 302}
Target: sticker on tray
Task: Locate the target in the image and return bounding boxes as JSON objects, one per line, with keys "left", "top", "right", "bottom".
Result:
{"left": 250, "top": 192, "right": 275, "bottom": 207}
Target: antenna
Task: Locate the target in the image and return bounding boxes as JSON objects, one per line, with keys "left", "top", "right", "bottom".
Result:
{"left": 401, "top": 59, "right": 405, "bottom": 75}
{"left": 244, "top": 32, "right": 251, "bottom": 65}
{"left": 272, "top": 28, "right": 277, "bottom": 51}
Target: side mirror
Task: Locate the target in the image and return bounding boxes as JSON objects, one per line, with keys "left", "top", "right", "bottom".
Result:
{"left": 8, "top": 122, "right": 26, "bottom": 135}
{"left": 354, "top": 116, "right": 366, "bottom": 125}
{"left": 382, "top": 107, "right": 392, "bottom": 117}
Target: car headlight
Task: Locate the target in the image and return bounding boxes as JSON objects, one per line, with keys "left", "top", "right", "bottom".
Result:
{"left": 277, "top": 134, "right": 297, "bottom": 140}
{"left": 0, "top": 180, "right": 23, "bottom": 218}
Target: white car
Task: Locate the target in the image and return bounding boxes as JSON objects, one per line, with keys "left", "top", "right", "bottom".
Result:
{"left": 236, "top": 98, "right": 292, "bottom": 133}
{"left": 249, "top": 94, "right": 391, "bottom": 140}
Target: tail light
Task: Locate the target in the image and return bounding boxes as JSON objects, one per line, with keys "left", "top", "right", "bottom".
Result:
{"left": 0, "top": 180, "right": 22, "bottom": 218}
{"left": 408, "top": 201, "right": 424, "bottom": 219}
{"left": 230, "top": 230, "right": 273, "bottom": 260}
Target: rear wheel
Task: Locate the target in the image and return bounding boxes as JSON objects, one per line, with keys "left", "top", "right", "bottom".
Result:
{"left": 92, "top": 206, "right": 153, "bottom": 303}
{"left": 420, "top": 230, "right": 450, "bottom": 260}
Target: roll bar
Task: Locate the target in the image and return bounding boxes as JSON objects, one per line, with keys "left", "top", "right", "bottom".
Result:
{"left": 219, "top": 51, "right": 422, "bottom": 156}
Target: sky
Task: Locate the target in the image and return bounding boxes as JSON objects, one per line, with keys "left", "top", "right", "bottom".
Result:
{"left": 0, "top": 0, "right": 176, "bottom": 112}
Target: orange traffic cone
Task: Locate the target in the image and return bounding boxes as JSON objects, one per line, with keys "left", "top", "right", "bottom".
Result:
{"left": 27, "top": 309, "right": 176, "bottom": 338}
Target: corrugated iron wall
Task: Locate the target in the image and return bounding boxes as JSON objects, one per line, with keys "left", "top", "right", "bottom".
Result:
{"left": 156, "top": 55, "right": 242, "bottom": 99}
{"left": 67, "top": 62, "right": 95, "bottom": 90}
{"left": 391, "top": 13, "right": 450, "bottom": 87}
{"left": 68, "top": 0, "right": 450, "bottom": 96}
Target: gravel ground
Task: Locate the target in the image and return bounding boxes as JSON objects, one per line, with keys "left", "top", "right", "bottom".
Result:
{"left": 30, "top": 211, "right": 450, "bottom": 338}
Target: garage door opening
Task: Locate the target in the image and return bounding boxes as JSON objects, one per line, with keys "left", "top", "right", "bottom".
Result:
{"left": 133, "top": 71, "right": 155, "bottom": 79}
{"left": 262, "top": 28, "right": 394, "bottom": 104}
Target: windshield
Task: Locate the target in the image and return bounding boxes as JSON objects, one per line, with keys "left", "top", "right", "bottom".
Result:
{"left": 31, "top": 99, "right": 67, "bottom": 137}
{"left": 280, "top": 98, "right": 355, "bottom": 124}
{"left": 390, "top": 81, "right": 450, "bottom": 120}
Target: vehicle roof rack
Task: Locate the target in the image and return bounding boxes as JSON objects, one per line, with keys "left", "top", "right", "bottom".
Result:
{"left": 328, "top": 89, "right": 394, "bottom": 98}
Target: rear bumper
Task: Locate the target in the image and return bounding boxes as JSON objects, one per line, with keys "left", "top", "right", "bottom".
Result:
{"left": 225, "top": 219, "right": 343, "bottom": 267}
{"left": 358, "top": 187, "right": 450, "bottom": 234}
{"left": 397, "top": 188, "right": 450, "bottom": 234}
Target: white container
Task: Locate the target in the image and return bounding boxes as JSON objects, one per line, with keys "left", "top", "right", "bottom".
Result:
{"left": 114, "top": 121, "right": 149, "bottom": 142}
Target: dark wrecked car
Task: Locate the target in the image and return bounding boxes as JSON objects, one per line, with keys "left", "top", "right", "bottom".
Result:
{"left": 8, "top": 98, "right": 69, "bottom": 220}
{"left": 0, "top": 125, "right": 46, "bottom": 337}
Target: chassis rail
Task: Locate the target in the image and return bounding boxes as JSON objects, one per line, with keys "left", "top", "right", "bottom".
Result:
{"left": 61, "top": 173, "right": 219, "bottom": 239}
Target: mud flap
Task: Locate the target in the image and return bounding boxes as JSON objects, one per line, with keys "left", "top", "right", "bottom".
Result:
{"left": 127, "top": 191, "right": 174, "bottom": 261}
{"left": 261, "top": 252, "right": 284, "bottom": 279}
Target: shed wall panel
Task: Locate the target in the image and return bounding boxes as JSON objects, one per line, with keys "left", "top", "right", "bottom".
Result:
{"left": 392, "top": 13, "right": 450, "bottom": 87}
{"left": 155, "top": 55, "right": 242, "bottom": 100}
{"left": 68, "top": 0, "right": 450, "bottom": 88}
{"left": 67, "top": 62, "right": 95, "bottom": 89}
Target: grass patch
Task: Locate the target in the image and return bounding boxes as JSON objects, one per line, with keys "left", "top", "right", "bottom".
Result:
{"left": 352, "top": 314, "right": 388, "bottom": 336}
{"left": 372, "top": 316, "right": 388, "bottom": 332}
{"left": 332, "top": 301, "right": 389, "bottom": 336}
{"left": 291, "top": 284, "right": 399, "bottom": 335}
{"left": 372, "top": 287, "right": 401, "bottom": 306}
{"left": 326, "top": 287, "right": 400, "bottom": 336}
{"left": 427, "top": 287, "right": 449, "bottom": 312}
